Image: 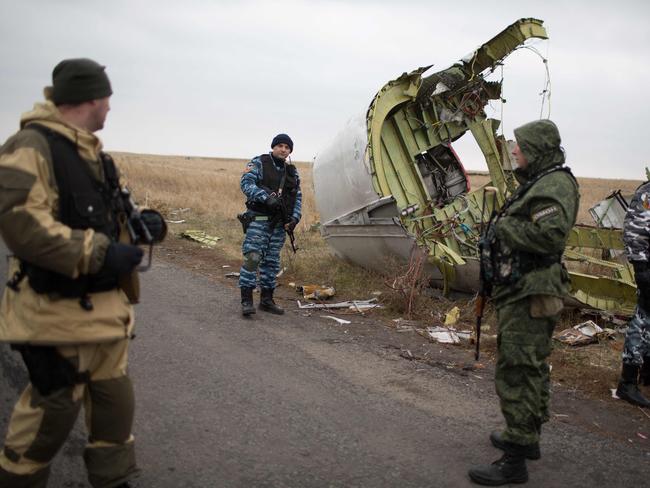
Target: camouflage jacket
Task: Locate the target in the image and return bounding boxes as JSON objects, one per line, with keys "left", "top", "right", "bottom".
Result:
{"left": 0, "top": 99, "right": 133, "bottom": 344}
{"left": 489, "top": 120, "right": 580, "bottom": 307}
{"left": 623, "top": 181, "right": 650, "bottom": 263}
{"left": 240, "top": 155, "right": 302, "bottom": 222}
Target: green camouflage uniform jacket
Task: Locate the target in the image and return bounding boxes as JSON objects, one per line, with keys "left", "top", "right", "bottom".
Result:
{"left": 490, "top": 120, "right": 580, "bottom": 307}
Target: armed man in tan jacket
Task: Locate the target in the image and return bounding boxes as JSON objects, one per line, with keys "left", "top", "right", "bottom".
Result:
{"left": 0, "top": 59, "right": 165, "bottom": 488}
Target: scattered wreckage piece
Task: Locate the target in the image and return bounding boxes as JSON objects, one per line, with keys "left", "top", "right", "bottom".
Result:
{"left": 297, "top": 284, "right": 336, "bottom": 300}
{"left": 296, "top": 298, "right": 381, "bottom": 311}
{"left": 313, "top": 17, "right": 638, "bottom": 317}
{"left": 180, "top": 230, "right": 221, "bottom": 247}
{"left": 424, "top": 326, "right": 472, "bottom": 344}
{"left": 321, "top": 315, "right": 352, "bottom": 325}
{"left": 553, "top": 320, "right": 616, "bottom": 346}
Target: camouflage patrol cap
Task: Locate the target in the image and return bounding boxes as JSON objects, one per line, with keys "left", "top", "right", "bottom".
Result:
{"left": 50, "top": 58, "right": 113, "bottom": 105}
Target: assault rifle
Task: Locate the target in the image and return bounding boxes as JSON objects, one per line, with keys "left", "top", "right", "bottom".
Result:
{"left": 102, "top": 153, "right": 167, "bottom": 303}
{"left": 475, "top": 186, "right": 497, "bottom": 361}
{"left": 114, "top": 186, "right": 167, "bottom": 270}
{"left": 260, "top": 185, "right": 299, "bottom": 254}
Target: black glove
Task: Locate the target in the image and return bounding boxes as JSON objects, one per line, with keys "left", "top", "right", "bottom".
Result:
{"left": 284, "top": 217, "right": 298, "bottom": 231}
{"left": 139, "top": 209, "right": 167, "bottom": 243}
{"left": 265, "top": 194, "right": 282, "bottom": 211}
{"left": 103, "top": 243, "right": 144, "bottom": 275}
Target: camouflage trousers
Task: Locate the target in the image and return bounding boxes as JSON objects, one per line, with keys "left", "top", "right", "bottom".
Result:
{"left": 622, "top": 294, "right": 650, "bottom": 366}
{"left": 495, "top": 297, "right": 557, "bottom": 446}
{"left": 239, "top": 220, "right": 286, "bottom": 290}
{"left": 0, "top": 339, "right": 138, "bottom": 488}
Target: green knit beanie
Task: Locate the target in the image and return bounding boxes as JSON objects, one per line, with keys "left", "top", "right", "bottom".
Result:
{"left": 51, "top": 58, "right": 113, "bottom": 105}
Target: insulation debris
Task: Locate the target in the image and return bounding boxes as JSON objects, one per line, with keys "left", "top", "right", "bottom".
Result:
{"left": 297, "top": 284, "right": 336, "bottom": 300}
{"left": 444, "top": 306, "right": 461, "bottom": 326}
{"left": 180, "top": 230, "right": 221, "bottom": 247}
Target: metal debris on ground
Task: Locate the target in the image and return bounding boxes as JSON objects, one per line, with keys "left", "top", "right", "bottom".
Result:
{"left": 392, "top": 318, "right": 418, "bottom": 333}
{"left": 225, "top": 272, "right": 240, "bottom": 278}
{"left": 166, "top": 219, "right": 186, "bottom": 224}
{"left": 424, "top": 326, "right": 472, "bottom": 344}
{"left": 553, "top": 320, "right": 615, "bottom": 346}
{"left": 392, "top": 318, "right": 419, "bottom": 326}
{"left": 321, "top": 315, "right": 351, "bottom": 325}
{"left": 180, "top": 230, "right": 221, "bottom": 247}
{"left": 296, "top": 298, "right": 381, "bottom": 311}
{"left": 400, "top": 349, "right": 416, "bottom": 360}
{"left": 277, "top": 267, "right": 287, "bottom": 278}
{"left": 444, "top": 306, "right": 461, "bottom": 326}
{"left": 297, "top": 284, "right": 336, "bottom": 300}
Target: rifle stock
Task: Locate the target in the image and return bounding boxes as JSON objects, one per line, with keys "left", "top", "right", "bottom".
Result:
{"left": 475, "top": 186, "right": 497, "bottom": 361}
{"left": 117, "top": 213, "right": 140, "bottom": 304}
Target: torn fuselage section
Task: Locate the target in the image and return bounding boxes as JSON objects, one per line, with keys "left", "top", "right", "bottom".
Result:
{"left": 313, "top": 18, "right": 635, "bottom": 314}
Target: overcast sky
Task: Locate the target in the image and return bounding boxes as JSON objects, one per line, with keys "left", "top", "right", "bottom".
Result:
{"left": 1, "top": 0, "right": 648, "bottom": 179}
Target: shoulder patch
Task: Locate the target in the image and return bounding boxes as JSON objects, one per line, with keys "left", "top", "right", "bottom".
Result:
{"left": 244, "top": 162, "right": 255, "bottom": 173}
{"left": 532, "top": 205, "right": 559, "bottom": 222}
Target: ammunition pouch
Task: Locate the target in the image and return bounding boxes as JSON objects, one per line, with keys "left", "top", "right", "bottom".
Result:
{"left": 21, "top": 262, "right": 119, "bottom": 298}
{"left": 11, "top": 344, "right": 89, "bottom": 397}
{"left": 480, "top": 227, "right": 561, "bottom": 286}
{"left": 245, "top": 200, "right": 280, "bottom": 217}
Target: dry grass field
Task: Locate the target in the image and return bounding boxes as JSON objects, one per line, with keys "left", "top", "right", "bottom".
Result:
{"left": 113, "top": 152, "right": 644, "bottom": 398}
{"left": 469, "top": 172, "right": 642, "bottom": 224}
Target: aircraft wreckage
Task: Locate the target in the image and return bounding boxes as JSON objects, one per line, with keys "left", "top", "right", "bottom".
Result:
{"left": 313, "top": 18, "right": 637, "bottom": 316}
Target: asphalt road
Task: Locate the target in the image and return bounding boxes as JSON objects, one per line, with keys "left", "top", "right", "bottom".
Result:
{"left": 1, "top": 243, "right": 648, "bottom": 487}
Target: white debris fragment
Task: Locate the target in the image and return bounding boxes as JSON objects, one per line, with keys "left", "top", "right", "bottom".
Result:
{"left": 321, "top": 315, "right": 352, "bottom": 325}
{"left": 426, "top": 326, "right": 471, "bottom": 344}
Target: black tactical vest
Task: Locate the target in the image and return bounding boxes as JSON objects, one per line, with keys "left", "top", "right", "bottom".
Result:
{"left": 19, "top": 124, "right": 120, "bottom": 296}
{"left": 479, "top": 165, "right": 575, "bottom": 287}
{"left": 246, "top": 154, "right": 299, "bottom": 218}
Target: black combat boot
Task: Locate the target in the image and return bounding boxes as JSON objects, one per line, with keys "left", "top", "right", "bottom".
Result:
{"left": 468, "top": 441, "right": 528, "bottom": 486}
{"left": 640, "top": 359, "right": 650, "bottom": 386}
{"left": 241, "top": 287, "right": 256, "bottom": 316}
{"left": 259, "top": 288, "right": 284, "bottom": 315}
{"left": 490, "top": 431, "right": 540, "bottom": 460}
{"left": 616, "top": 363, "right": 650, "bottom": 408}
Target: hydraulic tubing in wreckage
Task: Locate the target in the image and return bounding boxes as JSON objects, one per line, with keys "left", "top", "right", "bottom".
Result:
{"left": 313, "top": 18, "right": 637, "bottom": 315}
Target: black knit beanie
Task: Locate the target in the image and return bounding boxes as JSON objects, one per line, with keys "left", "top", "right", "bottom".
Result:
{"left": 271, "top": 133, "right": 293, "bottom": 152}
{"left": 51, "top": 58, "right": 113, "bottom": 105}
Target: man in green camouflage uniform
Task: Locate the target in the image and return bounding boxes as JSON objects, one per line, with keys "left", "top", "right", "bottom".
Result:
{"left": 468, "top": 120, "right": 579, "bottom": 485}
